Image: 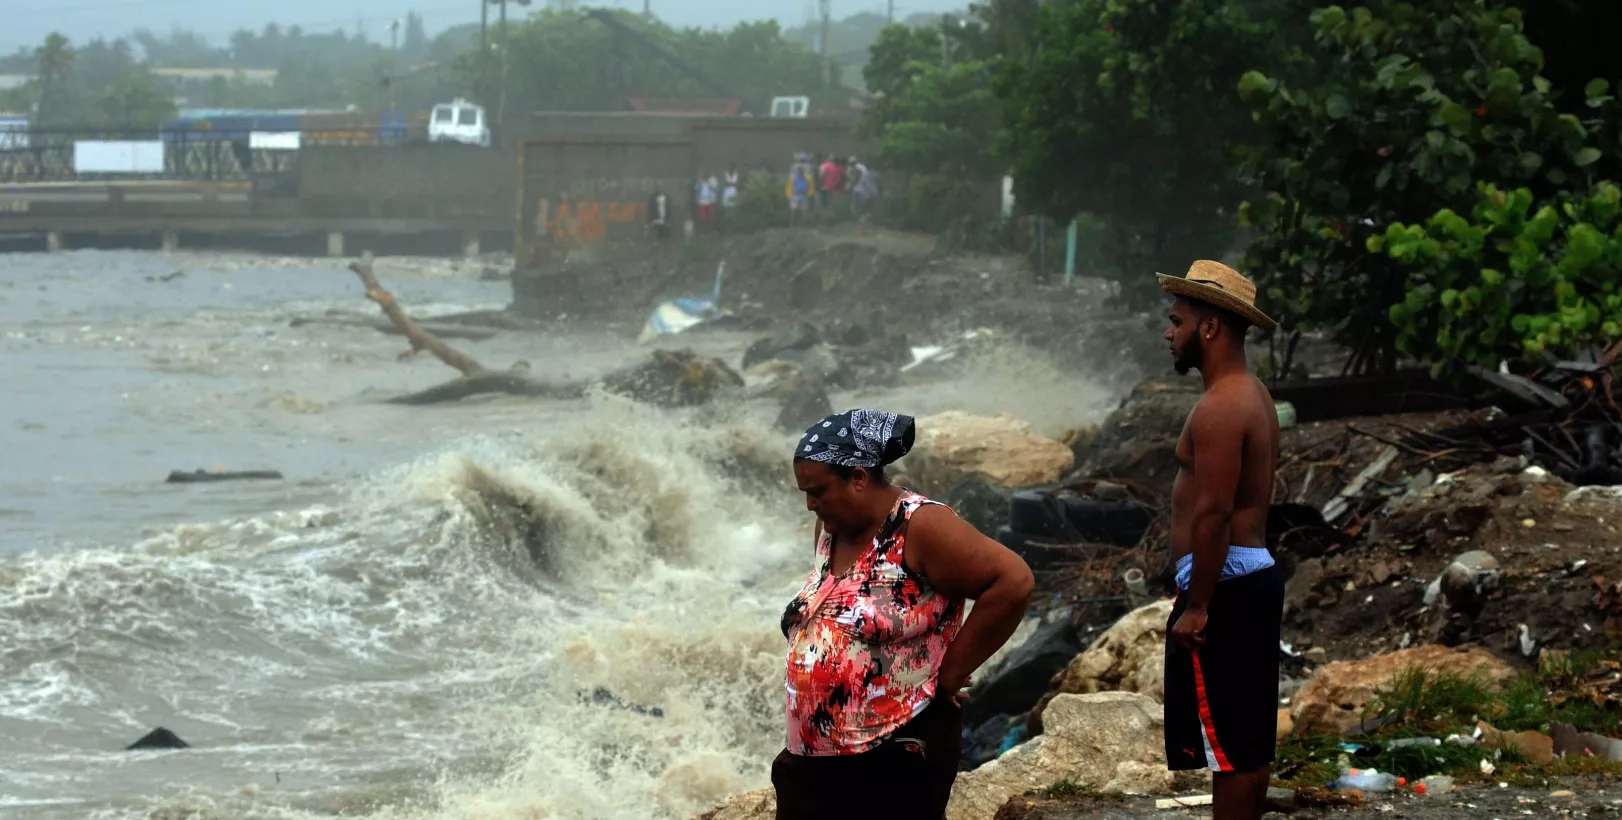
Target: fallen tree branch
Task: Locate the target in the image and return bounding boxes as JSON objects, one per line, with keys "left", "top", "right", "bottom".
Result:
{"left": 388, "top": 367, "right": 586, "bottom": 406}
{"left": 341, "top": 253, "right": 741, "bottom": 407}
{"left": 289, "top": 315, "right": 503, "bottom": 342}
{"left": 347, "top": 252, "right": 489, "bottom": 377}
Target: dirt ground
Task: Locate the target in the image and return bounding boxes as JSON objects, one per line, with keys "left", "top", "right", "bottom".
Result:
{"left": 529, "top": 225, "right": 1168, "bottom": 373}
{"left": 1050, "top": 391, "right": 1622, "bottom": 665}
{"left": 1266, "top": 411, "right": 1622, "bottom": 662}
{"left": 994, "top": 778, "right": 1622, "bottom": 820}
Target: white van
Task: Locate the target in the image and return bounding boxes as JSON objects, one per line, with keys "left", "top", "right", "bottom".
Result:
{"left": 428, "top": 99, "right": 491, "bottom": 147}
{"left": 770, "top": 96, "right": 810, "bottom": 118}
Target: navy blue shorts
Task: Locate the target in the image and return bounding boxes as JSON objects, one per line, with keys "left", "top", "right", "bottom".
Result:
{"left": 1164, "top": 565, "right": 1285, "bottom": 773}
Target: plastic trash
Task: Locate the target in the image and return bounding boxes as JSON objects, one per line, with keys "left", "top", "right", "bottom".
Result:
{"left": 1275, "top": 401, "right": 1298, "bottom": 430}
{"left": 1336, "top": 770, "right": 1398, "bottom": 792}
{"left": 1387, "top": 737, "right": 1442, "bottom": 749}
{"left": 1415, "top": 775, "right": 1453, "bottom": 797}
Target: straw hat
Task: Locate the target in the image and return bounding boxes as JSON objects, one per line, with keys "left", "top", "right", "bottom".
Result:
{"left": 1157, "top": 260, "right": 1276, "bottom": 331}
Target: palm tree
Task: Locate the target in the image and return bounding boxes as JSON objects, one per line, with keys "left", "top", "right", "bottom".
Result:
{"left": 34, "top": 33, "right": 75, "bottom": 125}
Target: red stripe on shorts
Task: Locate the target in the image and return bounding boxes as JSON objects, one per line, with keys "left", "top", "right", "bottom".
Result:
{"left": 1191, "top": 650, "right": 1234, "bottom": 772}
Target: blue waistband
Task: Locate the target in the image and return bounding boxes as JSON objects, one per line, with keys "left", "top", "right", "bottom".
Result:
{"left": 1174, "top": 547, "right": 1275, "bottom": 591}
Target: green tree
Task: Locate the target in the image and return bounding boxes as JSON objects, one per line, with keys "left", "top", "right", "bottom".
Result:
{"left": 860, "top": 23, "right": 1005, "bottom": 233}
{"left": 98, "top": 72, "right": 178, "bottom": 128}
{"left": 997, "top": 0, "right": 1280, "bottom": 303}
{"left": 34, "top": 33, "right": 75, "bottom": 125}
{"left": 1375, "top": 180, "right": 1622, "bottom": 372}
{"left": 500, "top": 9, "right": 830, "bottom": 115}
{"left": 1235, "top": 1, "right": 1597, "bottom": 374}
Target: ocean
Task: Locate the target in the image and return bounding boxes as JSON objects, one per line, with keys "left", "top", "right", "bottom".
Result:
{"left": 0, "top": 249, "right": 1117, "bottom": 819}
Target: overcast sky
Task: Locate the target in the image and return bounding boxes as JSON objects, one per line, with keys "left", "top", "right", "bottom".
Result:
{"left": 2, "top": 0, "right": 959, "bottom": 56}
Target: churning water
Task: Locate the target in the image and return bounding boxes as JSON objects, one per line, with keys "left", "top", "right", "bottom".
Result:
{"left": 0, "top": 249, "right": 1122, "bottom": 819}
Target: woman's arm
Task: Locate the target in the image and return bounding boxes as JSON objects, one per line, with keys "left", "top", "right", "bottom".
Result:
{"left": 904, "top": 506, "right": 1036, "bottom": 698}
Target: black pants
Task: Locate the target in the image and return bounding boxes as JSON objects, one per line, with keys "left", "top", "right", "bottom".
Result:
{"left": 772, "top": 698, "right": 962, "bottom": 820}
{"left": 1164, "top": 566, "right": 1285, "bottom": 773}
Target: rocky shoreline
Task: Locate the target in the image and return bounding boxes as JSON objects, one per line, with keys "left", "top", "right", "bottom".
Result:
{"left": 694, "top": 363, "right": 1622, "bottom": 820}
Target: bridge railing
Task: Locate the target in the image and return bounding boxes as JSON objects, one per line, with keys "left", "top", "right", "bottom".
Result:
{"left": 0, "top": 126, "right": 420, "bottom": 185}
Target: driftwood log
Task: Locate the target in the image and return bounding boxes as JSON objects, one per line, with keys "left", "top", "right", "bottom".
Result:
{"left": 344, "top": 253, "right": 582, "bottom": 405}
{"left": 289, "top": 315, "right": 502, "bottom": 342}
{"left": 344, "top": 254, "right": 741, "bottom": 406}
{"left": 167, "top": 469, "right": 284, "bottom": 483}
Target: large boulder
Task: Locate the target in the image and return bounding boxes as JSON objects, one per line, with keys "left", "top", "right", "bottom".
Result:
{"left": 693, "top": 787, "right": 774, "bottom": 820}
{"left": 1079, "top": 378, "right": 1201, "bottom": 485}
{"left": 1035, "top": 599, "right": 1173, "bottom": 731}
{"left": 948, "top": 692, "right": 1165, "bottom": 820}
{"left": 967, "top": 618, "right": 1084, "bottom": 726}
{"left": 908, "top": 412, "right": 1075, "bottom": 497}
{"left": 600, "top": 349, "right": 744, "bottom": 407}
{"left": 1290, "top": 645, "right": 1517, "bottom": 735}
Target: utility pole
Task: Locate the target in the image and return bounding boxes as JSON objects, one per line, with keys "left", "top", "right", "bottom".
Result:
{"left": 388, "top": 19, "right": 401, "bottom": 112}
{"left": 887, "top": 0, "right": 894, "bottom": 23}
{"left": 479, "top": 0, "right": 490, "bottom": 103}
{"left": 819, "top": 0, "right": 832, "bottom": 87}
{"left": 643, "top": 0, "right": 651, "bottom": 16}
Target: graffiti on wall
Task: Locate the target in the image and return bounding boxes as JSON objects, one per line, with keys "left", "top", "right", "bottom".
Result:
{"left": 534, "top": 197, "right": 646, "bottom": 243}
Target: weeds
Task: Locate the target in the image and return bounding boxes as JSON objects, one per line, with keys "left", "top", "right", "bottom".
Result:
{"left": 1276, "top": 656, "right": 1622, "bottom": 790}
{"left": 1041, "top": 780, "right": 1095, "bottom": 800}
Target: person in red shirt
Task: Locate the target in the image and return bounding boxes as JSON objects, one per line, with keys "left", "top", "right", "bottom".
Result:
{"left": 819, "top": 154, "right": 844, "bottom": 212}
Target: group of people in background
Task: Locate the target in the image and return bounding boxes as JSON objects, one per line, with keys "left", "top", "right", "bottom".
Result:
{"left": 647, "top": 154, "right": 879, "bottom": 240}
{"left": 788, "top": 152, "right": 878, "bottom": 225}
{"left": 693, "top": 165, "right": 742, "bottom": 232}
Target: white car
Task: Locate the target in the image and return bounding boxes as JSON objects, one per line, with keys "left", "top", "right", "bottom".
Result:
{"left": 428, "top": 100, "right": 491, "bottom": 147}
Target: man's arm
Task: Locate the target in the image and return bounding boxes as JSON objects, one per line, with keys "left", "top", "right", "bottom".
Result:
{"left": 905, "top": 506, "right": 1035, "bottom": 697}
{"left": 1172, "top": 399, "right": 1247, "bottom": 649}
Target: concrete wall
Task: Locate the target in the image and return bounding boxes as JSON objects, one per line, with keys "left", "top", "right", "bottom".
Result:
{"left": 297, "top": 145, "right": 514, "bottom": 218}
{"left": 514, "top": 116, "right": 860, "bottom": 269}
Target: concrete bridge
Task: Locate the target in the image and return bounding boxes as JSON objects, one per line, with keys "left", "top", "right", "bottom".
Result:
{"left": 0, "top": 145, "right": 515, "bottom": 256}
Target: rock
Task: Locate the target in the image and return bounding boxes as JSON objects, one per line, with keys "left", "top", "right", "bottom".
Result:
{"left": 967, "top": 618, "right": 1084, "bottom": 725}
{"left": 948, "top": 692, "right": 1164, "bottom": 820}
{"left": 1283, "top": 557, "right": 1326, "bottom": 617}
{"left": 601, "top": 349, "right": 744, "bottom": 407}
{"left": 773, "top": 376, "right": 833, "bottom": 433}
{"left": 1080, "top": 378, "right": 1201, "bottom": 484}
{"left": 741, "top": 323, "right": 820, "bottom": 370}
{"left": 1265, "top": 787, "right": 1299, "bottom": 814}
{"left": 1550, "top": 721, "right": 1622, "bottom": 761}
{"left": 1276, "top": 708, "right": 1294, "bottom": 742}
{"left": 942, "top": 478, "right": 1017, "bottom": 539}
{"left": 1290, "top": 645, "right": 1517, "bottom": 735}
{"left": 693, "top": 787, "right": 775, "bottom": 820}
{"left": 126, "top": 727, "right": 189, "bottom": 750}
{"left": 1040, "top": 600, "right": 1173, "bottom": 730}
{"left": 1102, "top": 760, "right": 1175, "bottom": 796}
{"left": 908, "top": 412, "right": 1075, "bottom": 497}
{"left": 1478, "top": 721, "right": 1555, "bottom": 764}
{"left": 1423, "top": 550, "right": 1501, "bottom": 619}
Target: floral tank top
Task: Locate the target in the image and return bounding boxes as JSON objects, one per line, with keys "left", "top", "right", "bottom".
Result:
{"left": 779, "top": 492, "right": 964, "bottom": 756}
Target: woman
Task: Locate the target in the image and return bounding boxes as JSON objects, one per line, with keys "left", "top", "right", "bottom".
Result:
{"left": 775, "top": 410, "right": 1035, "bottom": 820}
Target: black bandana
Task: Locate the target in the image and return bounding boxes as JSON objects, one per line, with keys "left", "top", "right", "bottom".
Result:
{"left": 796, "top": 409, "right": 915, "bottom": 469}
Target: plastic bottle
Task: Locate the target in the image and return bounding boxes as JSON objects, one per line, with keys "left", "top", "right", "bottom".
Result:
{"left": 1336, "top": 770, "right": 1398, "bottom": 792}
{"left": 1415, "top": 775, "right": 1453, "bottom": 797}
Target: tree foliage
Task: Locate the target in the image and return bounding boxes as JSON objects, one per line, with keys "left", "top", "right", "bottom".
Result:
{"left": 1377, "top": 181, "right": 1622, "bottom": 371}
{"left": 500, "top": 10, "right": 832, "bottom": 116}
{"left": 1235, "top": 1, "right": 1605, "bottom": 374}
{"left": 858, "top": 21, "right": 1005, "bottom": 234}
{"left": 997, "top": 0, "right": 1280, "bottom": 302}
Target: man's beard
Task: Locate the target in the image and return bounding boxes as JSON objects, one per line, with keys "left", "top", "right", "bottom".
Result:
{"left": 1173, "top": 334, "right": 1202, "bottom": 375}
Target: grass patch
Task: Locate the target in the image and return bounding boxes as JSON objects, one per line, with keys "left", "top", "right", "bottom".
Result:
{"left": 1277, "top": 652, "right": 1622, "bottom": 789}
{"left": 1038, "top": 780, "right": 1123, "bottom": 801}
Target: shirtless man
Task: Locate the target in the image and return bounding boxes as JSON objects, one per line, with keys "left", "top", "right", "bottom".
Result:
{"left": 1156, "top": 261, "right": 1286, "bottom": 820}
